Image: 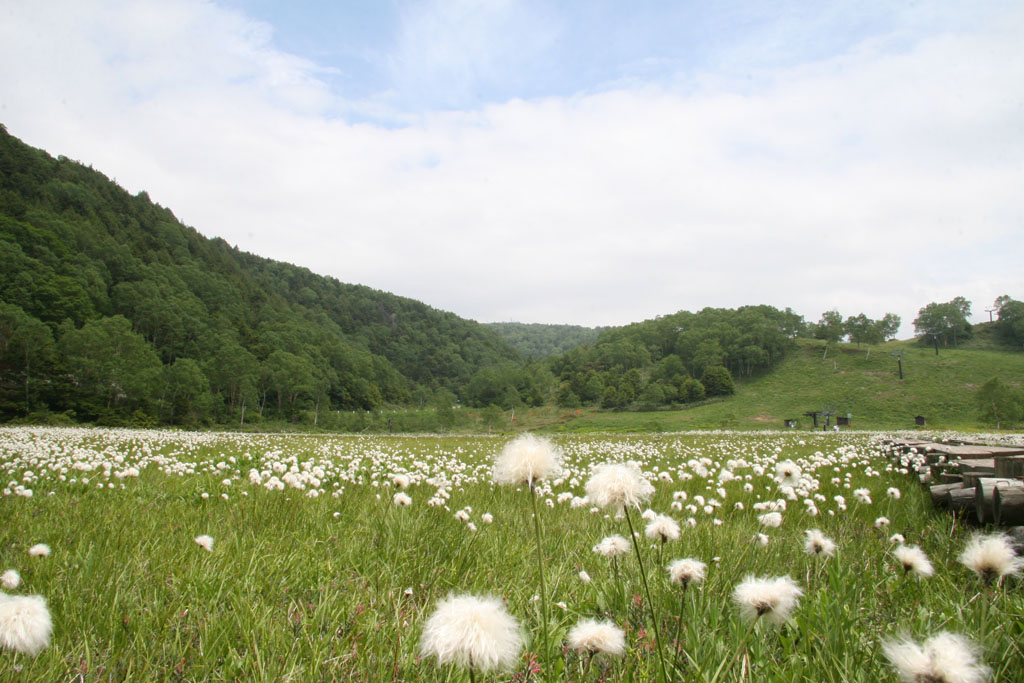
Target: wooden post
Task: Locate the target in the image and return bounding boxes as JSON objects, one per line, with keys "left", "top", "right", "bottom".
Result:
{"left": 974, "top": 478, "right": 1024, "bottom": 524}
{"left": 947, "top": 488, "right": 978, "bottom": 521}
{"left": 930, "top": 482, "right": 965, "bottom": 509}
{"left": 994, "top": 487, "right": 1024, "bottom": 527}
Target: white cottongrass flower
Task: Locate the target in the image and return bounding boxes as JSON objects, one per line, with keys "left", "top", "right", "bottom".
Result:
{"left": 958, "top": 533, "right": 1024, "bottom": 585}
{"left": 889, "top": 533, "right": 906, "bottom": 545}
{"left": 645, "top": 514, "right": 681, "bottom": 543}
{"left": 894, "top": 545, "right": 934, "bottom": 578}
{"left": 593, "top": 535, "right": 631, "bottom": 557}
{"left": 585, "top": 462, "right": 655, "bottom": 510}
{"left": 481, "top": 513, "right": 494, "bottom": 524}
{"left": 887, "top": 487, "right": 901, "bottom": 500}
{"left": 492, "top": 434, "right": 562, "bottom": 487}
{"left": 391, "top": 473, "right": 411, "bottom": 489}
{"left": 393, "top": 492, "right": 412, "bottom": 506}
{"left": 775, "top": 461, "right": 802, "bottom": 488}
{"left": 420, "top": 594, "right": 523, "bottom": 673}
{"left": 758, "top": 512, "right": 782, "bottom": 528}
{"left": 732, "top": 575, "right": 803, "bottom": 625}
{"left": 667, "top": 558, "right": 707, "bottom": 587}
{"left": 882, "top": 631, "right": 990, "bottom": 683}
{"left": 1, "top": 571, "right": 20, "bottom": 590}
{"left": 854, "top": 488, "right": 872, "bottom": 504}
{"left": 803, "top": 529, "right": 836, "bottom": 558}
{"left": 874, "top": 517, "right": 890, "bottom": 529}
{"left": 755, "top": 533, "right": 770, "bottom": 547}
{"left": 194, "top": 535, "right": 214, "bottom": 552}
{"left": 0, "top": 593, "right": 52, "bottom": 656}
{"left": 566, "top": 618, "right": 626, "bottom": 657}
{"left": 641, "top": 508, "right": 657, "bottom": 522}
{"left": 27, "top": 544, "right": 50, "bottom": 558}
{"left": 578, "top": 570, "right": 591, "bottom": 583}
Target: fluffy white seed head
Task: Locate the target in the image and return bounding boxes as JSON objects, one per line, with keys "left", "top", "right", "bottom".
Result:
{"left": 0, "top": 571, "right": 20, "bottom": 591}
{"left": 492, "top": 434, "right": 562, "bottom": 487}
{"left": 593, "top": 535, "right": 631, "bottom": 558}
{"left": 0, "top": 593, "right": 52, "bottom": 656}
{"left": 732, "top": 575, "right": 803, "bottom": 625}
{"left": 194, "top": 535, "right": 214, "bottom": 552}
{"left": 667, "top": 558, "right": 707, "bottom": 587}
{"left": 585, "top": 463, "right": 655, "bottom": 510}
{"left": 420, "top": 594, "right": 523, "bottom": 672}
{"left": 567, "top": 618, "right": 626, "bottom": 657}
{"left": 758, "top": 512, "right": 782, "bottom": 528}
{"left": 645, "top": 514, "right": 681, "bottom": 543}
{"left": 894, "top": 545, "right": 934, "bottom": 578}
{"left": 27, "top": 544, "right": 50, "bottom": 558}
{"left": 803, "top": 529, "right": 836, "bottom": 558}
{"left": 775, "top": 461, "right": 802, "bottom": 489}
{"left": 882, "top": 631, "right": 990, "bottom": 683}
{"left": 959, "top": 533, "right": 1024, "bottom": 585}
{"left": 393, "top": 492, "right": 412, "bottom": 506}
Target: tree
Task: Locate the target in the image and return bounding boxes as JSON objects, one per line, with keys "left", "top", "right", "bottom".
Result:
{"left": 556, "top": 383, "right": 581, "bottom": 408}
{"left": 637, "top": 381, "right": 666, "bottom": 409}
{"left": 914, "top": 299, "right": 971, "bottom": 350}
{"left": 681, "top": 378, "right": 706, "bottom": 403}
{"left": 0, "top": 302, "right": 55, "bottom": 415}
{"left": 162, "top": 358, "right": 211, "bottom": 424}
{"left": 700, "top": 366, "right": 735, "bottom": 397}
{"left": 995, "top": 296, "right": 1024, "bottom": 348}
{"left": 261, "top": 350, "right": 315, "bottom": 417}
{"left": 59, "top": 315, "right": 162, "bottom": 415}
{"left": 976, "top": 377, "right": 1022, "bottom": 429}
{"left": 814, "top": 310, "right": 845, "bottom": 344}
{"left": 879, "top": 313, "right": 901, "bottom": 341}
{"left": 846, "top": 314, "right": 886, "bottom": 347}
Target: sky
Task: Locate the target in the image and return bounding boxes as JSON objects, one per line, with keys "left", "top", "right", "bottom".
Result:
{"left": 1, "top": 0, "right": 1022, "bottom": 336}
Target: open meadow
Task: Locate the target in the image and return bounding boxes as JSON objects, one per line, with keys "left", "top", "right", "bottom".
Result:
{"left": 2, "top": 427, "right": 1023, "bottom": 681}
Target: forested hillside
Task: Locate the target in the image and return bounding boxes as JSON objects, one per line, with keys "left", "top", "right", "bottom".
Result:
{"left": 486, "top": 322, "right": 604, "bottom": 358}
{"left": 0, "top": 124, "right": 520, "bottom": 425}
{"left": 547, "top": 305, "right": 806, "bottom": 409}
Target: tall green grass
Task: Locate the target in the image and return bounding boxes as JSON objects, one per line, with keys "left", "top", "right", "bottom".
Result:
{"left": 1, "top": 429, "right": 1021, "bottom": 680}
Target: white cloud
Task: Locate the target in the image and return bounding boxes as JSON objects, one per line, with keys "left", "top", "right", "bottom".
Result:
{"left": 0, "top": 0, "right": 1021, "bottom": 336}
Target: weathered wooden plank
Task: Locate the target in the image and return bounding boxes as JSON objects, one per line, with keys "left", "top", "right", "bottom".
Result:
{"left": 928, "top": 445, "right": 1024, "bottom": 458}
{"left": 995, "top": 456, "right": 1024, "bottom": 479}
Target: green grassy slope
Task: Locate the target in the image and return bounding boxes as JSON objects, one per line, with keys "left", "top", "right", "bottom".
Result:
{"left": 533, "top": 337, "right": 1024, "bottom": 432}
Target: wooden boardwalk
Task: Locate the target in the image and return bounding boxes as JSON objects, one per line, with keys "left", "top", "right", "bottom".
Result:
{"left": 885, "top": 438, "right": 1024, "bottom": 527}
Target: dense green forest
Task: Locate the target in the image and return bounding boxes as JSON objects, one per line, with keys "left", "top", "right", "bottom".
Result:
{"left": 3, "top": 124, "right": 1021, "bottom": 429}
{"left": 0, "top": 124, "right": 527, "bottom": 425}
{"left": 486, "top": 322, "right": 604, "bottom": 358}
